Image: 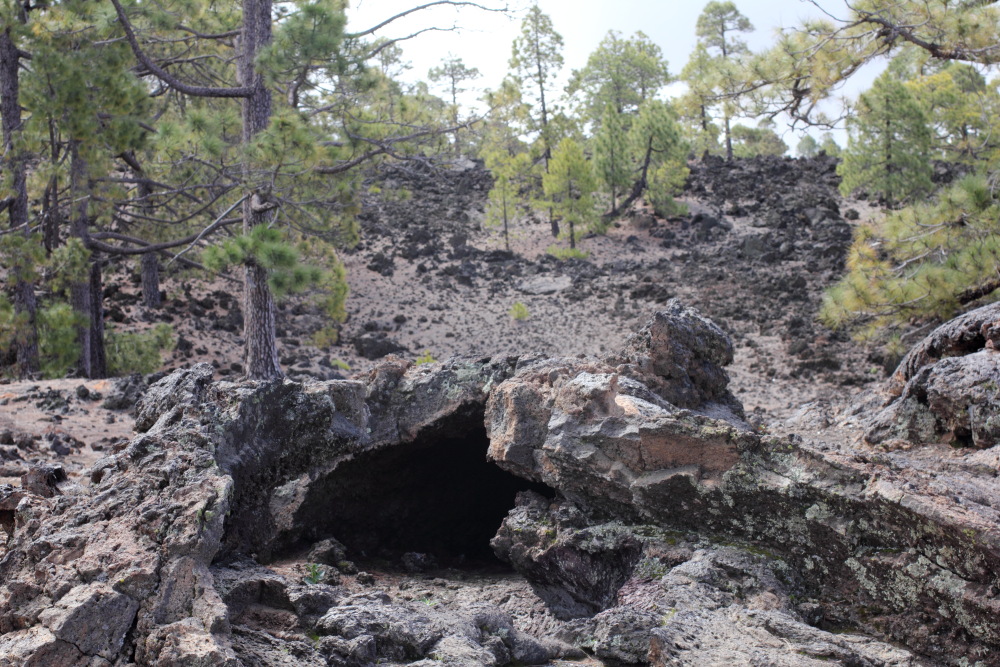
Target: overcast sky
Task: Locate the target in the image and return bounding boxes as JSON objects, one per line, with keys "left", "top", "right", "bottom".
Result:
{"left": 346, "top": 0, "right": 882, "bottom": 147}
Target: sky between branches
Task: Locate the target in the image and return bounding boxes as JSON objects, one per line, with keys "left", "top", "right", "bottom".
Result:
{"left": 347, "top": 0, "right": 886, "bottom": 147}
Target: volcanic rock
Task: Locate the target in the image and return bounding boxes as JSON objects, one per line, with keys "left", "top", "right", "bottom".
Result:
{"left": 865, "top": 301, "right": 1000, "bottom": 447}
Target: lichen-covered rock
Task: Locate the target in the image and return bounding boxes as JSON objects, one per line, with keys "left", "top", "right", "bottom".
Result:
{"left": 486, "top": 322, "right": 1000, "bottom": 664}
{"left": 486, "top": 357, "right": 756, "bottom": 517}
{"left": 865, "top": 302, "right": 1000, "bottom": 447}
{"left": 362, "top": 355, "right": 518, "bottom": 447}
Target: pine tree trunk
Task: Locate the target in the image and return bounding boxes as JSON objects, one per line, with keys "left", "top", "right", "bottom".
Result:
{"left": 87, "top": 259, "right": 107, "bottom": 377}
{"left": 69, "top": 145, "right": 106, "bottom": 379}
{"left": 239, "top": 0, "right": 282, "bottom": 380}
{"left": 724, "top": 115, "right": 733, "bottom": 161}
{"left": 141, "top": 252, "right": 162, "bottom": 309}
{"left": 42, "top": 176, "right": 62, "bottom": 253}
{"left": 1, "top": 28, "right": 40, "bottom": 378}
{"left": 502, "top": 196, "right": 510, "bottom": 252}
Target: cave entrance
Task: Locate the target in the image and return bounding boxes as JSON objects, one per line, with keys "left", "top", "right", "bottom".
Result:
{"left": 300, "top": 418, "right": 552, "bottom": 567}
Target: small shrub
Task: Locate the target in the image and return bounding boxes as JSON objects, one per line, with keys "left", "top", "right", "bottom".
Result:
{"left": 303, "top": 563, "right": 324, "bottom": 585}
{"left": 509, "top": 302, "right": 530, "bottom": 321}
{"left": 415, "top": 350, "right": 437, "bottom": 365}
{"left": 310, "top": 326, "right": 339, "bottom": 348}
{"left": 546, "top": 245, "right": 589, "bottom": 261}
{"left": 106, "top": 324, "right": 175, "bottom": 376}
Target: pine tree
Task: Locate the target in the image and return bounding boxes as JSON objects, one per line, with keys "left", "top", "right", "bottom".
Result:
{"left": 593, "top": 102, "right": 631, "bottom": 210}
{"left": 822, "top": 174, "right": 1000, "bottom": 352}
{"left": 0, "top": 3, "right": 39, "bottom": 377}
{"left": 678, "top": 43, "right": 723, "bottom": 157}
{"left": 730, "top": 121, "right": 788, "bottom": 157}
{"left": 624, "top": 101, "right": 689, "bottom": 217}
{"left": 838, "top": 72, "right": 933, "bottom": 207}
{"left": 109, "top": 0, "right": 493, "bottom": 380}
{"left": 542, "top": 138, "right": 598, "bottom": 250}
{"left": 690, "top": 1, "right": 754, "bottom": 161}
{"left": 483, "top": 150, "right": 531, "bottom": 252}
{"left": 797, "top": 135, "right": 820, "bottom": 158}
{"left": 509, "top": 4, "right": 564, "bottom": 237}
{"left": 566, "top": 30, "right": 670, "bottom": 127}
{"left": 428, "top": 54, "right": 480, "bottom": 155}
{"left": 905, "top": 61, "right": 1000, "bottom": 164}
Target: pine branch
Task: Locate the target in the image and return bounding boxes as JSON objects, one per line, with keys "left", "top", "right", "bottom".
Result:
{"left": 109, "top": 0, "right": 252, "bottom": 98}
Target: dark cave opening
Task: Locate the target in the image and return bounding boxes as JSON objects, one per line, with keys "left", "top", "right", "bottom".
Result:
{"left": 298, "top": 420, "right": 553, "bottom": 567}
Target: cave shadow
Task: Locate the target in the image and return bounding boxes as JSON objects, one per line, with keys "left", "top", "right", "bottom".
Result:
{"left": 289, "top": 414, "right": 553, "bottom": 568}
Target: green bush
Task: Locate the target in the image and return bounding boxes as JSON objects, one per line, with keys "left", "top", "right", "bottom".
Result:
{"left": 509, "top": 302, "right": 530, "bottom": 321}
{"left": 546, "top": 245, "right": 589, "bottom": 261}
{"left": 415, "top": 350, "right": 437, "bottom": 365}
{"left": 106, "top": 324, "right": 175, "bottom": 376}
{"left": 38, "top": 303, "right": 85, "bottom": 378}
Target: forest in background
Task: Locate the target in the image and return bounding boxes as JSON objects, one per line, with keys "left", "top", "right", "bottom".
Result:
{"left": 2, "top": 0, "right": 1000, "bottom": 381}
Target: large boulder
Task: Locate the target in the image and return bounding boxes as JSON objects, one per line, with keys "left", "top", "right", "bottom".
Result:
{"left": 865, "top": 301, "right": 1000, "bottom": 447}
{"left": 486, "top": 310, "right": 1000, "bottom": 664}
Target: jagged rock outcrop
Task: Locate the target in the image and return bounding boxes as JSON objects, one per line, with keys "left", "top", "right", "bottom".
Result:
{"left": 1, "top": 305, "right": 999, "bottom": 665}
{"left": 606, "top": 299, "right": 744, "bottom": 420}
{"left": 486, "top": 309, "right": 1000, "bottom": 665}
{"left": 865, "top": 301, "right": 1000, "bottom": 448}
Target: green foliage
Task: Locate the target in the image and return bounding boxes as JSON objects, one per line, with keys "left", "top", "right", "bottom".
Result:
{"left": 647, "top": 161, "right": 691, "bottom": 217}
{"left": 415, "top": 350, "right": 437, "bottom": 365}
{"left": 730, "top": 122, "right": 788, "bottom": 157}
{"left": 821, "top": 174, "right": 1000, "bottom": 345}
{"left": 543, "top": 138, "right": 600, "bottom": 247}
{"left": 684, "top": 1, "right": 754, "bottom": 159}
{"left": 47, "top": 239, "right": 93, "bottom": 297}
{"left": 303, "top": 563, "right": 325, "bottom": 585}
{"left": 509, "top": 301, "right": 530, "bottom": 321}
{"left": 593, "top": 102, "right": 632, "bottom": 207}
{"left": 485, "top": 148, "right": 532, "bottom": 250}
{"left": 567, "top": 30, "right": 670, "bottom": 125}
{"left": 37, "top": 303, "right": 86, "bottom": 379}
{"left": 819, "top": 132, "right": 842, "bottom": 157}
{"left": 546, "top": 245, "right": 589, "bottom": 261}
{"left": 0, "top": 296, "right": 20, "bottom": 365}
{"left": 838, "top": 71, "right": 933, "bottom": 206}
{"left": 695, "top": 1, "right": 753, "bottom": 56}
{"left": 106, "top": 324, "right": 175, "bottom": 376}
{"left": 797, "top": 135, "right": 819, "bottom": 158}
{"left": 629, "top": 100, "right": 690, "bottom": 214}
{"left": 311, "top": 326, "right": 340, "bottom": 348}
{"left": 904, "top": 59, "right": 1000, "bottom": 163}
{"left": 0, "top": 233, "right": 46, "bottom": 285}
{"left": 509, "top": 5, "right": 564, "bottom": 153}
{"left": 202, "top": 226, "right": 323, "bottom": 298}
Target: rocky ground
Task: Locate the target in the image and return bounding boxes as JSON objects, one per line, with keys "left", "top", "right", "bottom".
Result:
{"left": 2, "top": 155, "right": 998, "bottom": 666}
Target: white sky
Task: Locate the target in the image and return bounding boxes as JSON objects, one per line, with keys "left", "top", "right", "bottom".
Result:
{"left": 346, "top": 0, "right": 884, "bottom": 149}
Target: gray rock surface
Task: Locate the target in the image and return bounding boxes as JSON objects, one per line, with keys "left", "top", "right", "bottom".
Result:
{"left": 865, "top": 301, "right": 1000, "bottom": 447}
{"left": 1, "top": 306, "right": 999, "bottom": 665}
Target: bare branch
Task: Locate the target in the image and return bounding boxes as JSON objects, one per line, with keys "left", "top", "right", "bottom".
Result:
{"left": 347, "top": 1, "right": 507, "bottom": 38}
{"left": 167, "top": 194, "right": 249, "bottom": 266}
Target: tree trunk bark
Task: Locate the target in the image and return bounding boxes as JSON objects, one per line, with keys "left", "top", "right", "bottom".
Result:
{"left": 141, "top": 252, "right": 162, "bottom": 309}
{"left": 239, "top": 0, "right": 282, "bottom": 380}
{"left": 724, "top": 115, "right": 733, "bottom": 161}
{"left": 1, "top": 27, "right": 40, "bottom": 378}
{"left": 87, "top": 258, "right": 107, "bottom": 377}
{"left": 69, "top": 145, "right": 107, "bottom": 378}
